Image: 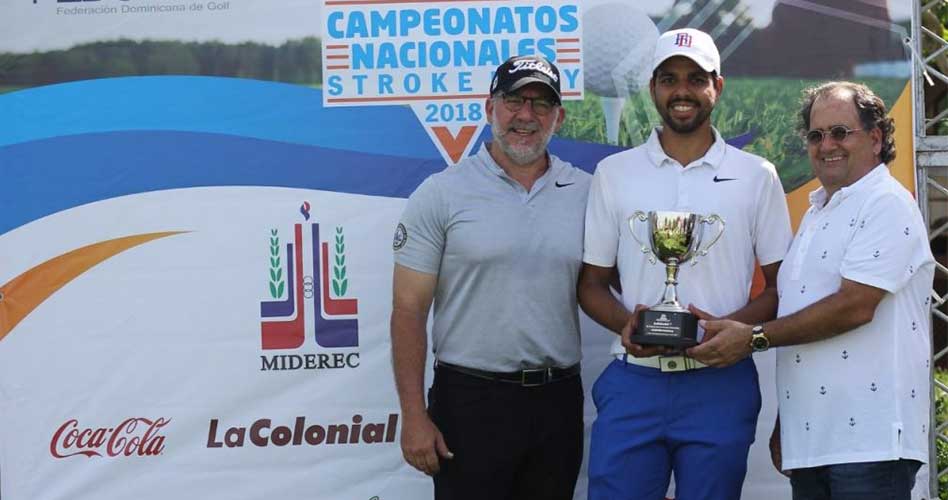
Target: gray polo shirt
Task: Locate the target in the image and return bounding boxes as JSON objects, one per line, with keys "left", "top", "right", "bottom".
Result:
{"left": 394, "top": 144, "right": 590, "bottom": 372}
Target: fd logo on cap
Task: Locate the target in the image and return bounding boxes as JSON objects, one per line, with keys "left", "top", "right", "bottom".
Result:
{"left": 674, "top": 33, "right": 693, "bottom": 48}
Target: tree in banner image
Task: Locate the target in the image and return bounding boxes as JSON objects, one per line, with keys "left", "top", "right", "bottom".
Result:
{"left": 924, "top": 0, "right": 948, "bottom": 135}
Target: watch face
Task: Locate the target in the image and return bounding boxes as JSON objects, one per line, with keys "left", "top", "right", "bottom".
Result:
{"left": 752, "top": 335, "right": 769, "bottom": 351}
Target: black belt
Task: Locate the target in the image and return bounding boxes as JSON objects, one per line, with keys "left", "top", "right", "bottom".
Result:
{"left": 435, "top": 361, "right": 580, "bottom": 387}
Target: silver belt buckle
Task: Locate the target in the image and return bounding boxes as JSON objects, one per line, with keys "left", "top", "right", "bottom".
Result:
{"left": 659, "top": 355, "right": 687, "bottom": 372}
{"left": 521, "top": 368, "right": 550, "bottom": 386}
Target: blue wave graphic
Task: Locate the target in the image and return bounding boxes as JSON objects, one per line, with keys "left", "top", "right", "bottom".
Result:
{"left": 0, "top": 128, "right": 623, "bottom": 235}
{"left": 0, "top": 76, "right": 442, "bottom": 159}
{"left": 0, "top": 75, "right": 750, "bottom": 235}
{"left": 0, "top": 130, "right": 447, "bottom": 235}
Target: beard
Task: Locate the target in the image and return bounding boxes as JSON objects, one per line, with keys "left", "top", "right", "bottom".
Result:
{"left": 657, "top": 98, "right": 712, "bottom": 134}
{"left": 491, "top": 109, "right": 556, "bottom": 166}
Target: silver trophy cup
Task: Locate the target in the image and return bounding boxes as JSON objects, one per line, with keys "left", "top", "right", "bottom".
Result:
{"left": 628, "top": 210, "right": 725, "bottom": 347}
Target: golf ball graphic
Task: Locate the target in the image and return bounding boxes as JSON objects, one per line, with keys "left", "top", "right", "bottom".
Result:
{"left": 583, "top": 2, "right": 658, "bottom": 143}
{"left": 583, "top": 2, "right": 658, "bottom": 98}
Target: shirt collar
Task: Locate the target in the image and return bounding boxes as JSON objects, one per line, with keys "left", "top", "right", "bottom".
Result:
{"left": 808, "top": 163, "right": 888, "bottom": 210}
{"left": 476, "top": 142, "right": 560, "bottom": 183}
{"left": 645, "top": 127, "right": 726, "bottom": 170}
{"left": 477, "top": 143, "right": 505, "bottom": 176}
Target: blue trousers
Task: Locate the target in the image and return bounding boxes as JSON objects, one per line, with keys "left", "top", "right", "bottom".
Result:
{"left": 588, "top": 358, "right": 761, "bottom": 500}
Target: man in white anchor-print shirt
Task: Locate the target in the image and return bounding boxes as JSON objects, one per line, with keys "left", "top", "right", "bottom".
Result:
{"left": 697, "top": 81, "right": 935, "bottom": 499}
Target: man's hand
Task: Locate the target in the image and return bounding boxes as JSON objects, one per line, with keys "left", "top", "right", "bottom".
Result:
{"left": 687, "top": 303, "right": 717, "bottom": 336}
{"left": 686, "top": 319, "right": 753, "bottom": 367}
{"left": 622, "top": 304, "right": 672, "bottom": 357}
{"left": 401, "top": 412, "right": 453, "bottom": 476}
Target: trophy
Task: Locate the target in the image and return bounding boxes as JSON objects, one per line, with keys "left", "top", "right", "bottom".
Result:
{"left": 628, "top": 210, "right": 725, "bottom": 347}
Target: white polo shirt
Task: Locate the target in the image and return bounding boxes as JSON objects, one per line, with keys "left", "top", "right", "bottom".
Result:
{"left": 584, "top": 128, "right": 792, "bottom": 356}
{"left": 776, "top": 165, "right": 935, "bottom": 469}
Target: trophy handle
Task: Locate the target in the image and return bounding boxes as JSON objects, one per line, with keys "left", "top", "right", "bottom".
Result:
{"left": 628, "top": 211, "right": 656, "bottom": 264}
{"left": 692, "top": 214, "right": 725, "bottom": 266}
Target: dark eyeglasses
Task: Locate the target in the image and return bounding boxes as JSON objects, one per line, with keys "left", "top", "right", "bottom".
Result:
{"left": 805, "top": 125, "right": 865, "bottom": 146}
{"left": 500, "top": 93, "right": 557, "bottom": 116}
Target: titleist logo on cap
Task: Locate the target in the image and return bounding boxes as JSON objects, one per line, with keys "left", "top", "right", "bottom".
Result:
{"left": 509, "top": 59, "right": 558, "bottom": 82}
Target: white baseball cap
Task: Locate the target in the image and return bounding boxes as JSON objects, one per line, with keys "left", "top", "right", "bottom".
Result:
{"left": 651, "top": 28, "right": 721, "bottom": 75}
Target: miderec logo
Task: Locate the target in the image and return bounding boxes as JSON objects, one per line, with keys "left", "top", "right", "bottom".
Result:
{"left": 258, "top": 202, "right": 360, "bottom": 372}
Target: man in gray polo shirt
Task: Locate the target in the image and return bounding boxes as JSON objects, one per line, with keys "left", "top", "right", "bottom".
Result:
{"left": 390, "top": 55, "right": 590, "bottom": 500}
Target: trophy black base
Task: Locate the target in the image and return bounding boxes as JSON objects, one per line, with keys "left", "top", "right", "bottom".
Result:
{"left": 630, "top": 309, "right": 699, "bottom": 348}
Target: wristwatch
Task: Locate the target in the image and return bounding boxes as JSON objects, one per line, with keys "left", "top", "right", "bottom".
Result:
{"left": 750, "top": 325, "right": 770, "bottom": 352}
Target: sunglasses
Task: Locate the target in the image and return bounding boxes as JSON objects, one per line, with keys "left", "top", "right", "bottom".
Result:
{"left": 805, "top": 125, "right": 865, "bottom": 146}
{"left": 500, "top": 93, "right": 558, "bottom": 116}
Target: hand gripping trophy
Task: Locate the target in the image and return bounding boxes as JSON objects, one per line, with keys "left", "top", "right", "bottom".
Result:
{"left": 628, "top": 210, "right": 724, "bottom": 347}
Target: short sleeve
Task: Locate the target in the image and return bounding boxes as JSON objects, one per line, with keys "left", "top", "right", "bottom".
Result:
{"left": 393, "top": 176, "right": 446, "bottom": 275}
{"left": 841, "top": 192, "right": 928, "bottom": 293}
{"left": 753, "top": 162, "right": 793, "bottom": 265}
{"left": 582, "top": 165, "right": 620, "bottom": 267}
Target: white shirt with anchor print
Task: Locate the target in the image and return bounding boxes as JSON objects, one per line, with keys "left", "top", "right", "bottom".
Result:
{"left": 775, "top": 164, "right": 935, "bottom": 470}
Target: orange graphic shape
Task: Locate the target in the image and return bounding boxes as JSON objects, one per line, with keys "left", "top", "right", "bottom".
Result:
{"left": 0, "top": 231, "right": 185, "bottom": 343}
{"left": 431, "top": 125, "right": 478, "bottom": 164}
{"left": 885, "top": 82, "right": 915, "bottom": 196}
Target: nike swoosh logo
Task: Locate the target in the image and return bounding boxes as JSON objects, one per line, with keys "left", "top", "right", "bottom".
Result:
{"left": 713, "top": 176, "right": 737, "bottom": 183}
{"left": 555, "top": 182, "right": 574, "bottom": 188}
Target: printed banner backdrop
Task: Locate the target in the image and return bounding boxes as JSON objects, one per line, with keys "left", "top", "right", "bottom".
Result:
{"left": 0, "top": 0, "right": 917, "bottom": 498}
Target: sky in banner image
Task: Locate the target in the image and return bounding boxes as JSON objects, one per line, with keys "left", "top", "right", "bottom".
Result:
{"left": 2, "top": 0, "right": 320, "bottom": 52}
{"left": 0, "top": 0, "right": 913, "bottom": 52}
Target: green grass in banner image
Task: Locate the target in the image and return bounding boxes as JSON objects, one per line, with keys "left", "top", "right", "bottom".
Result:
{"left": 0, "top": 86, "right": 23, "bottom": 95}
{"left": 560, "top": 77, "right": 905, "bottom": 193}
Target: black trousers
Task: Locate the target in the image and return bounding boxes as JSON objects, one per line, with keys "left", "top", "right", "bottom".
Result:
{"left": 429, "top": 365, "right": 584, "bottom": 500}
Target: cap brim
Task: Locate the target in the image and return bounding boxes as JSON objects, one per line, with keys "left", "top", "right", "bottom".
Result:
{"left": 652, "top": 52, "right": 718, "bottom": 74}
{"left": 504, "top": 77, "right": 562, "bottom": 103}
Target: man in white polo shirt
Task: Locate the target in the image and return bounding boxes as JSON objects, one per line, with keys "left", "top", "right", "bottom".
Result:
{"left": 700, "top": 82, "right": 934, "bottom": 499}
{"left": 390, "top": 55, "right": 590, "bottom": 500}
{"left": 579, "top": 28, "right": 792, "bottom": 499}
